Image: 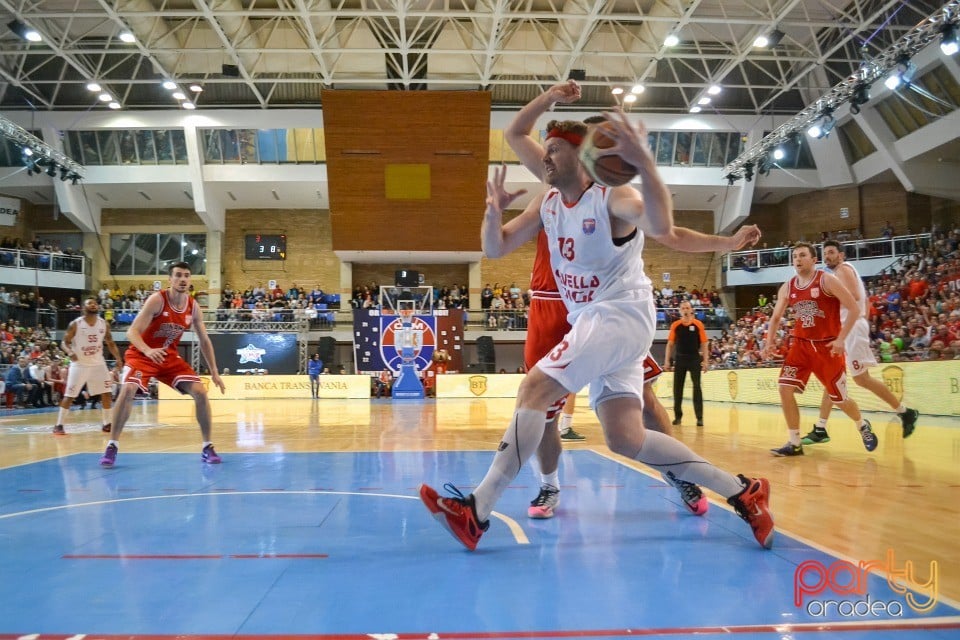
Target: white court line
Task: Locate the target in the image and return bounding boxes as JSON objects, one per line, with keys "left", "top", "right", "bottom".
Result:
{"left": 0, "top": 489, "right": 528, "bottom": 545}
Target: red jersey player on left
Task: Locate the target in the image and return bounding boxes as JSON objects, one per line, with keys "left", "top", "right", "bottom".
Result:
{"left": 99, "top": 261, "right": 225, "bottom": 467}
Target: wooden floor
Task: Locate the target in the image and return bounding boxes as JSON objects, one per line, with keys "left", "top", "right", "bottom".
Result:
{"left": 2, "top": 396, "right": 958, "bottom": 601}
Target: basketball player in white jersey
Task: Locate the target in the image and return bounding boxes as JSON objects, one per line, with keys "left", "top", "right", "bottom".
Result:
{"left": 53, "top": 298, "right": 123, "bottom": 435}
{"left": 502, "top": 82, "right": 762, "bottom": 519}
{"left": 802, "top": 240, "right": 918, "bottom": 445}
{"left": 419, "top": 107, "right": 774, "bottom": 551}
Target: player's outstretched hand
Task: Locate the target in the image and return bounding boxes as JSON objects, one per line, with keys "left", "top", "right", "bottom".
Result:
{"left": 211, "top": 372, "right": 226, "bottom": 394}
{"left": 486, "top": 165, "right": 527, "bottom": 215}
{"left": 600, "top": 108, "right": 655, "bottom": 170}
{"left": 731, "top": 224, "right": 762, "bottom": 250}
{"left": 547, "top": 80, "right": 582, "bottom": 105}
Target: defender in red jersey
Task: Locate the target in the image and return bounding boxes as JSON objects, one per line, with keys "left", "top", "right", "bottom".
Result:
{"left": 99, "top": 261, "right": 226, "bottom": 467}
{"left": 762, "top": 243, "right": 878, "bottom": 457}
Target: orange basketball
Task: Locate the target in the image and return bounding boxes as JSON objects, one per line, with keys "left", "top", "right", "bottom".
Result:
{"left": 578, "top": 121, "right": 637, "bottom": 187}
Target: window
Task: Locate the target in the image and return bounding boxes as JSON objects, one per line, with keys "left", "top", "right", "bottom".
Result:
{"left": 109, "top": 233, "right": 207, "bottom": 276}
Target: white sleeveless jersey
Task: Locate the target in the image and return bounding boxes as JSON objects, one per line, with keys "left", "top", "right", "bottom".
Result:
{"left": 824, "top": 262, "right": 867, "bottom": 322}
{"left": 68, "top": 315, "right": 108, "bottom": 365}
{"left": 540, "top": 183, "right": 652, "bottom": 320}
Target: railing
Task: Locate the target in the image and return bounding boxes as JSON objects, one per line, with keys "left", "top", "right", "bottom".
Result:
{"left": 1, "top": 303, "right": 734, "bottom": 336}
{"left": 0, "top": 248, "right": 88, "bottom": 274}
{"left": 723, "top": 233, "right": 931, "bottom": 272}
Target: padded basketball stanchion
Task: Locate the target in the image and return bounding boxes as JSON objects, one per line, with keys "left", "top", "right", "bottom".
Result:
{"left": 391, "top": 309, "right": 425, "bottom": 399}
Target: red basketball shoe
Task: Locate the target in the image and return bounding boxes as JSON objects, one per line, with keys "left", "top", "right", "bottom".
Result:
{"left": 727, "top": 475, "right": 774, "bottom": 549}
{"left": 418, "top": 483, "right": 489, "bottom": 551}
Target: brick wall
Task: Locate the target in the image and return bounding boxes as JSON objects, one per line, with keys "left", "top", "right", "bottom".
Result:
{"left": 222, "top": 209, "right": 340, "bottom": 295}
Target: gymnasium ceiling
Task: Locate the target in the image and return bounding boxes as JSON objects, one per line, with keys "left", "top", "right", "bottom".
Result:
{"left": 0, "top": 0, "right": 951, "bottom": 114}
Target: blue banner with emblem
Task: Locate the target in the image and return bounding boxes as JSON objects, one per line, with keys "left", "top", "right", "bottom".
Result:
{"left": 352, "top": 308, "right": 465, "bottom": 375}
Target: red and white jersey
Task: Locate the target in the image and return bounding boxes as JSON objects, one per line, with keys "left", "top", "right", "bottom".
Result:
{"left": 788, "top": 270, "right": 841, "bottom": 341}
{"left": 824, "top": 262, "right": 867, "bottom": 323}
{"left": 137, "top": 290, "right": 196, "bottom": 356}
{"left": 67, "top": 315, "right": 108, "bottom": 366}
{"left": 540, "top": 183, "right": 651, "bottom": 320}
{"left": 529, "top": 230, "right": 561, "bottom": 302}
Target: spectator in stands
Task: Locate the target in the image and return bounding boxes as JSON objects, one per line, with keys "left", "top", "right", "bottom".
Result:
{"left": 481, "top": 284, "right": 493, "bottom": 310}
{"left": 5, "top": 356, "right": 41, "bottom": 407}
{"left": 29, "top": 356, "right": 54, "bottom": 406}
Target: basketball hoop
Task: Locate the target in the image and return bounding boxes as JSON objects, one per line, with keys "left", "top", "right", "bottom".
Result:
{"left": 399, "top": 308, "right": 414, "bottom": 321}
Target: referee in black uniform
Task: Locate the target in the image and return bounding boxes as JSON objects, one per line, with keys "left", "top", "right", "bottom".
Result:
{"left": 665, "top": 301, "right": 709, "bottom": 427}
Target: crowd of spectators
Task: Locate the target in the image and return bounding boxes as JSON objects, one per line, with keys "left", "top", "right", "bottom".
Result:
{"left": 0, "top": 319, "right": 71, "bottom": 408}
{"left": 712, "top": 223, "right": 960, "bottom": 369}
{"left": 0, "top": 236, "right": 86, "bottom": 272}
{"left": 213, "top": 282, "right": 340, "bottom": 328}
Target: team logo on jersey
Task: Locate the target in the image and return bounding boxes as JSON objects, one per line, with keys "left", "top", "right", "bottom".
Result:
{"left": 236, "top": 343, "right": 267, "bottom": 364}
{"left": 469, "top": 375, "right": 488, "bottom": 396}
{"left": 811, "top": 287, "right": 820, "bottom": 298}
{"left": 582, "top": 218, "right": 596, "bottom": 235}
{"left": 380, "top": 315, "right": 436, "bottom": 373}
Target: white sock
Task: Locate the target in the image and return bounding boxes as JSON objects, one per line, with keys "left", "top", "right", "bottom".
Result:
{"left": 203, "top": 441, "right": 212, "bottom": 448}
{"left": 101, "top": 407, "right": 110, "bottom": 425}
{"left": 56, "top": 407, "right": 68, "bottom": 427}
{"left": 815, "top": 418, "right": 828, "bottom": 429}
{"left": 473, "top": 408, "right": 546, "bottom": 521}
{"left": 634, "top": 430, "right": 744, "bottom": 498}
{"left": 108, "top": 439, "right": 119, "bottom": 447}
{"left": 558, "top": 413, "right": 573, "bottom": 433}
{"left": 789, "top": 429, "right": 802, "bottom": 446}
{"left": 895, "top": 404, "right": 906, "bottom": 414}
{"left": 540, "top": 469, "right": 560, "bottom": 491}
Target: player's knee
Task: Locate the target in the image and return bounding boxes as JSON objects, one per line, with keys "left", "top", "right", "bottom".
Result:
{"left": 604, "top": 429, "right": 641, "bottom": 459}
{"left": 852, "top": 373, "right": 871, "bottom": 387}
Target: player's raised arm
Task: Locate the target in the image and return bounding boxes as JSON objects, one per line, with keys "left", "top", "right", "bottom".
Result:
{"left": 481, "top": 165, "right": 541, "bottom": 259}
{"left": 505, "top": 80, "right": 581, "bottom": 179}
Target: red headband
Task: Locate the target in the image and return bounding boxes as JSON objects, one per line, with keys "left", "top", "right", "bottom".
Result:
{"left": 545, "top": 128, "right": 583, "bottom": 147}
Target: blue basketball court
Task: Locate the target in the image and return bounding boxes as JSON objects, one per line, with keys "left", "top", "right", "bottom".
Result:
{"left": 1, "top": 450, "right": 957, "bottom": 639}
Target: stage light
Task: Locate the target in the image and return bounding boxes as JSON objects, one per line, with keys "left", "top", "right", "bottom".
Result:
{"left": 725, "top": 173, "right": 738, "bottom": 186}
{"left": 631, "top": 84, "right": 645, "bottom": 94}
{"left": 59, "top": 166, "right": 70, "bottom": 181}
{"left": 86, "top": 82, "right": 101, "bottom": 92}
{"left": 884, "top": 55, "right": 915, "bottom": 90}
{"left": 162, "top": 80, "right": 177, "bottom": 90}
{"left": 46, "top": 163, "right": 56, "bottom": 177}
{"left": 7, "top": 20, "right": 40, "bottom": 42}
{"left": 807, "top": 108, "right": 836, "bottom": 139}
{"left": 941, "top": 23, "right": 958, "bottom": 56}
{"left": 119, "top": 31, "right": 136, "bottom": 43}
{"left": 850, "top": 82, "right": 871, "bottom": 114}
{"left": 707, "top": 84, "right": 722, "bottom": 95}
{"left": 689, "top": 105, "right": 702, "bottom": 113}
{"left": 664, "top": 34, "right": 679, "bottom": 47}
{"left": 743, "top": 162, "right": 754, "bottom": 182}
{"left": 758, "top": 155, "right": 772, "bottom": 175}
